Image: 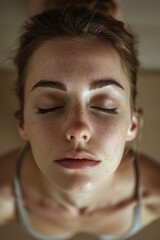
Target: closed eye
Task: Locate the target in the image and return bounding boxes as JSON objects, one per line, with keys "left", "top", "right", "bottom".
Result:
{"left": 91, "top": 106, "right": 118, "bottom": 115}
{"left": 37, "top": 106, "right": 64, "bottom": 114}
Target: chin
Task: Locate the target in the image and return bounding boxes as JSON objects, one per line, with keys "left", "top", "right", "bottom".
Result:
{"left": 51, "top": 173, "right": 108, "bottom": 194}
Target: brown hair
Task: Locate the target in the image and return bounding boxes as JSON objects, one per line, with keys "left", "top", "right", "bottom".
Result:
{"left": 14, "top": 1, "right": 139, "bottom": 119}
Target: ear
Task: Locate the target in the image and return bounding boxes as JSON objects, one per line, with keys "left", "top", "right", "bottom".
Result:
{"left": 17, "top": 117, "right": 29, "bottom": 141}
{"left": 126, "top": 114, "right": 139, "bottom": 141}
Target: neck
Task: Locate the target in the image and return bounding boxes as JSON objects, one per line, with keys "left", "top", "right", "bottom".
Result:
{"left": 41, "top": 174, "right": 115, "bottom": 216}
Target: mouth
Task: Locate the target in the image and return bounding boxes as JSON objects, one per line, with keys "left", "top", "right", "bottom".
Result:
{"left": 55, "top": 158, "right": 100, "bottom": 169}
{"left": 55, "top": 151, "right": 101, "bottom": 169}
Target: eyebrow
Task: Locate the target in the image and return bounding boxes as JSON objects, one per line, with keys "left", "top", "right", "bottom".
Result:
{"left": 89, "top": 79, "right": 124, "bottom": 90}
{"left": 30, "top": 80, "right": 67, "bottom": 92}
{"left": 30, "top": 79, "right": 124, "bottom": 92}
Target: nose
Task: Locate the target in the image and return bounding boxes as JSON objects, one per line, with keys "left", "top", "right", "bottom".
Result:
{"left": 66, "top": 127, "right": 90, "bottom": 143}
{"left": 65, "top": 119, "right": 91, "bottom": 143}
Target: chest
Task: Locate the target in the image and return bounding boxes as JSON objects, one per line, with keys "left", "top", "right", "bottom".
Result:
{"left": 21, "top": 198, "right": 138, "bottom": 236}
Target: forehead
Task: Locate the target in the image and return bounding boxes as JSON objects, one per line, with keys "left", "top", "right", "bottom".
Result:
{"left": 26, "top": 37, "right": 130, "bottom": 91}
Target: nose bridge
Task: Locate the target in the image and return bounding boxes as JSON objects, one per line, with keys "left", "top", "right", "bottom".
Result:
{"left": 69, "top": 101, "right": 90, "bottom": 126}
{"left": 65, "top": 102, "right": 91, "bottom": 143}
{"left": 72, "top": 103, "right": 87, "bottom": 120}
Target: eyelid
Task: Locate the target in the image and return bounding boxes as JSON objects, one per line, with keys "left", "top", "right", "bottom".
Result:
{"left": 91, "top": 106, "right": 118, "bottom": 114}
{"left": 32, "top": 93, "right": 66, "bottom": 106}
{"left": 37, "top": 106, "right": 64, "bottom": 114}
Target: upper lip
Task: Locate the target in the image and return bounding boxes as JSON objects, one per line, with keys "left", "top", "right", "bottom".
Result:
{"left": 56, "top": 151, "right": 100, "bottom": 161}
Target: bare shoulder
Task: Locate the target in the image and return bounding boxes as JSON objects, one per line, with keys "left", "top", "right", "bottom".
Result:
{"left": 0, "top": 148, "right": 20, "bottom": 225}
{"left": 139, "top": 152, "right": 160, "bottom": 216}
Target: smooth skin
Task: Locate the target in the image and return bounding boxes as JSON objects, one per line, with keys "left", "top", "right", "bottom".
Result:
{"left": 0, "top": 37, "right": 160, "bottom": 236}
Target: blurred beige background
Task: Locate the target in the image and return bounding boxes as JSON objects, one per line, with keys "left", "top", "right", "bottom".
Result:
{"left": 0, "top": 0, "right": 160, "bottom": 239}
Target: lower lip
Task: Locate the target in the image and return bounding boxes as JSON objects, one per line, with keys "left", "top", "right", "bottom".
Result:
{"left": 55, "top": 159, "right": 100, "bottom": 169}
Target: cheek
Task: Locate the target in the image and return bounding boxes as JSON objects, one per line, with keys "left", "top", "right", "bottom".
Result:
{"left": 26, "top": 119, "right": 61, "bottom": 148}
{"left": 94, "top": 116, "right": 130, "bottom": 146}
{"left": 24, "top": 110, "right": 60, "bottom": 152}
{"left": 93, "top": 117, "right": 130, "bottom": 168}
{"left": 24, "top": 116, "right": 62, "bottom": 171}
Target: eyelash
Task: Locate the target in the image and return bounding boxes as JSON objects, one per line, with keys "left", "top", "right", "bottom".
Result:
{"left": 37, "top": 107, "right": 64, "bottom": 114}
{"left": 91, "top": 107, "right": 118, "bottom": 115}
{"left": 37, "top": 107, "right": 118, "bottom": 115}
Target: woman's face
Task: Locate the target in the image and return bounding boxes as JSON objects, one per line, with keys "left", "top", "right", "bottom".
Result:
{"left": 19, "top": 37, "right": 138, "bottom": 193}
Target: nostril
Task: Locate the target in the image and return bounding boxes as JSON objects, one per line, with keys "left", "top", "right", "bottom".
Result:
{"left": 66, "top": 125, "right": 91, "bottom": 143}
{"left": 80, "top": 132, "right": 90, "bottom": 142}
{"left": 83, "top": 135, "right": 88, "bottom": 140}
{"left": 70, "top": 135, "right": 74, "bottom": 140}
{"left": 66, "top": 132, "right": 90, "bottom": 142}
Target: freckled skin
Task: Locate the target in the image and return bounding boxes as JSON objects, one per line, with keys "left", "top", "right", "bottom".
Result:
{"left": 21, "top": 37, "right": 137, "bottom": 193}
{"left": 1, "top": 37, "right": 160, "bottom": 235}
